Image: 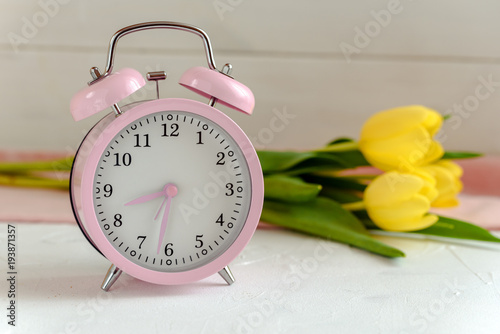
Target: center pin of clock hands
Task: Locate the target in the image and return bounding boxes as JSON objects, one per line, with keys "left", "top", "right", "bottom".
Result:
{"left": 124, "top": 183, "right": 178, "bottom": 254}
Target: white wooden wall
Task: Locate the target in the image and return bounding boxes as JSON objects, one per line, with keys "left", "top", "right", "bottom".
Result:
{"left": 1, "top": 0, "right": 500, "bottom": 154}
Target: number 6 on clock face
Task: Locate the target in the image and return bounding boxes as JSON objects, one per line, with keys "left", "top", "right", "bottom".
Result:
{"left": 69, "top": 22, "right": 263, "bottom": 290}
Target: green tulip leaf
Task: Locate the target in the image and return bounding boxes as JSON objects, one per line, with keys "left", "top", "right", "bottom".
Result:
{"left": 261, "top": 197, "right": 405, "bottom": 258}
{"left": 258, "top": 151, "right": 326, "bottom": 173}
{"left": 257, "top": 147, "right": 371, "bottom": 176}
{"left": 316, "top": 138, "right": 371, "bottom": 168}
{"left": 320, "top": 186, "right": 362, "bottom": 204}
{"left": 329, "top": 149, "right": 370, "bottom": 168}
{"left": 257, "top": 151, "right": 349, "bottom": 175}
{"left": 357, "top": 211, "right": 500, "bottom": 244}
{"left": 313, "top": 149, "right": 370, "bottom": 168}
{"left": 264, "top": 175, "right": 322, "bottom": 203}
{"left": 302, "top": 174, "right": 367, "bottom": 192}
{"left": 326, "top": 137, "right": 356, "bottom": 146}
{"left": 282, "top": 158, "right": 350, "bottom": 175}
{"left": 441, "top": 151, "right": 482, "bottom": 160}
{"left": 414, "top": 215, "right": 500, "bottom": 243}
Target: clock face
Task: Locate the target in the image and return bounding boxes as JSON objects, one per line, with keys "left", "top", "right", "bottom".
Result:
{"left": 92, "top": 110, "right": 252, "bottom": 273}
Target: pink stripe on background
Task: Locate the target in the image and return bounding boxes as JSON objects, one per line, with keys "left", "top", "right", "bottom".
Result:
{"left": 0, "top": 151, "right": 498, "bottom": 229}
{"left": 457, "top": 156, "right": 500, "bottom": 197}
{"left": 0, "top": 186, "right": 74, "bottom": 223}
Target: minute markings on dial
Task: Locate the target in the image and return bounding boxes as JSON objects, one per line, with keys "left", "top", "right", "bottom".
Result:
{"left": 94, "top": 111, "right": 250, "bottom": 272}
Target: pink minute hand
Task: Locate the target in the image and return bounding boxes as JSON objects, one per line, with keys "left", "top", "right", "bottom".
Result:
{"left": 154, "top": 196, "right": 168, "bottom": 220}
{"left": 157, "top": 184, "right": 178, "bottom": 254}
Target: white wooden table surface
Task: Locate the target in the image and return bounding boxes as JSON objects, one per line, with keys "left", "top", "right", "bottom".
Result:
{"left": 1, "top": 223, "right": 500, "bottom": 334}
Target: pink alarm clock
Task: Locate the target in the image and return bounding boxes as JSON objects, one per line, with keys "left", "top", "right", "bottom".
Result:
{"left": 69, "top": 22, "right": 263, "bottom": 291}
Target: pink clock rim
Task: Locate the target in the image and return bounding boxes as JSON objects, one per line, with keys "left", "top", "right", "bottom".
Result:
{"left": 80, "top": 98, "right": 264, "bottom": 285}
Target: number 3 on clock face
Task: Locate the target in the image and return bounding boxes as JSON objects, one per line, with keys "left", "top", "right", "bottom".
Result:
{"left": 71, "top": 98, "right": 264, "bottom": 285}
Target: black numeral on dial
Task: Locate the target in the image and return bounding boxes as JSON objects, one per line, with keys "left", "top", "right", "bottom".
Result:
{"left": 195, "top": 235, "right": 203, "bottom": 249}
{"left": 113, "top": 214, "right": 123, "bottom": 227}
{"left": 196, "top": 131, "right": 203, "bottom": 145}
{"left": 216, "top": 213, "right": 224, "bottom": 226}
{"left": 137, "top": 236, "right": 146, "bottom": 249}
{"left": 114, "top": 153, "right": 132, "bottom": 166}
{"left": 164, "top": 243, "right": 174, "bottom": 256}
{"left": 134, "top": 134, "right": 150, "bottom": 147}
{"left": 225, "top": 183, "right": 234, "bottom": 196}
{"left": 96, "top": 184, "right": 113, "bottom": 197}
{"left": 162, "top": 123, "right": 179, "bottom": 137}
{"left": 216, "top": 152, "right": 225, "bottom": 165}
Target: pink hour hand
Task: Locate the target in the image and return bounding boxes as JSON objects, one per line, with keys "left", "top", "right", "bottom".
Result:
{"left": 124, "top": 191, "right": 164, "bottom": 206}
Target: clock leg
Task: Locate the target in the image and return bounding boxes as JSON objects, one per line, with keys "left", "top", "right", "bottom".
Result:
{"left": 101, "top": 264, "right": 122, "bottom": 292}
{"left": 218, "top": 266, "right": 235, "bottom": 285}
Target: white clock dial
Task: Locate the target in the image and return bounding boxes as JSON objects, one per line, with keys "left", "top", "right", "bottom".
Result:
{"left": 93, "top": 110, "right": 252, "bottom": 272}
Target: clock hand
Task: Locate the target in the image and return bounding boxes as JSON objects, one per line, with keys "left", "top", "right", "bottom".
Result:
{"left": 156, "top": 183, "right": 178, "bottom": 255}
{"left": 124, "top": 183, "right": 175, "bottom": 207}
{"left": 157, "top": 196, "right": 172, "bottom": 254}
{"left": 153, "top": 183, "right": 178, "bottom": 219}
{"left": 124, "top": 191, "right": 164, "bottom": 206}
{"left": 154, "top": 197, "right": 168, "bottom": 220}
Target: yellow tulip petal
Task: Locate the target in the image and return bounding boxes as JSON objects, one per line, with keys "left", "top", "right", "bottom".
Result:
{"left": 432, "top": 198, "right": 459, "bottom": 208}
{"left": 421, "top": 109, "right": 443, "bottom": 136}
{"left": 420, "top": 140, "right": 444, "bottom": 166}
{"left": 369, "top": 210, "right": 438, "bottom": 232}
{"left": 436, "top": 160, "right": 463, "bottom": 178}
{"left": 360, "top": 105, "right": 439, "bottom": 140}
{"left": 410, "top": 168, "right": 438, "bottom": 202}
{"left": 364, "top": 172, "right": 425, "bottom": 207}
{"left": 364, "top": 170, "right": 439, "bottom": 231}
{"left": 360, "top": 126, "right": 434, "bottom": 170}
{"left": 433, "top": 166, "right": 455, "bottom": 191}
{"left": 422, "top": 161, "right": 463, "bottom": 208}
{"left": 359, "top": 105, "right": 444, "bottom": 171}
{"left": 367, "top": 192, "right": 430, "bottom": 220}
{"left": 398, "top": 214, "right": 438, "bottom": 232}
{"left": 367, "top": 194, "right": 437, "bottom": 232}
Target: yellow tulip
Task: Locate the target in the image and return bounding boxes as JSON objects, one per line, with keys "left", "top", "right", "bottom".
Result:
{"left": 364, "top": 171, "right": 439, "bottom": 232}
{"left": 359, "top": 105, "right": 444, "bottom": 171}
{"left": 421, "top": 160, "right": 463, "bottom": 207}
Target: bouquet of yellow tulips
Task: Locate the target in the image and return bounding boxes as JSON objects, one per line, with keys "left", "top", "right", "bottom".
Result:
{"left": 0, "top": 105, "right": 497, "bottom": 257}
{"left": 259, "top": 105, "right": 499, "bottom": 257}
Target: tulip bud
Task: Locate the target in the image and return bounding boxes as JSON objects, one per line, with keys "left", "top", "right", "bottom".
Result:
{"left": 359, "top": 105, "right": 444, "bottom": 172}
{"left": 364, "top": 171, "right": 438, "bottom": 232}
{"left": 421, "top": 160, "right": 463, "bottom": 207}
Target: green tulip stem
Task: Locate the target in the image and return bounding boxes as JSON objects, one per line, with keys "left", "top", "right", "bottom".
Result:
{"left": 341, "top": 201, "right": 366, "bottom": 211}
{"left": 0, "top": 157, "right": 73, "bottom": 173}
{"left": 0, "top": 174, "right": 69, "bottom": 189}
{"left": 313, "top": 141, "right": 359, "bottom": 153}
